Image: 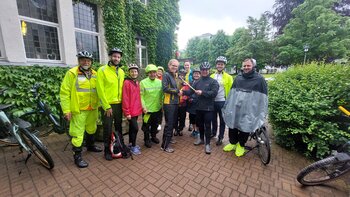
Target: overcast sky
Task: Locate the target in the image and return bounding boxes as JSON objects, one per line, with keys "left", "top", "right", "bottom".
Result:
{"left": 177, "top": 0, "right": 276, "bottom": 50}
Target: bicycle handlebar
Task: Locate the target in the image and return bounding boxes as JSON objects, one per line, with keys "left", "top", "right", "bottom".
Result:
{"left": 338, "top": 106, "right": 350, "bottom": 116}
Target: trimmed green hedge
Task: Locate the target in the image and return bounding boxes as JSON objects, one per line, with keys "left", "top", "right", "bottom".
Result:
{"left": 269, "top": 63, "right": 350, "bottom": 158}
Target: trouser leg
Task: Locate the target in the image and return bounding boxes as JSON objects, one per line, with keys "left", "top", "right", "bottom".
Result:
{"left": 217, "top": 101, "right": 226, "bottom": 139}
{"left": 162, "top": 105, "right": 178, "bottom": 149}
{"left": 229, "top": 128, "right": 239, "bottom": 144}
{"left": 128, "top": 117, "right": 138, "bottom": 146}
{"left": 203, "top": 111, "right": 213, "bottom": 145}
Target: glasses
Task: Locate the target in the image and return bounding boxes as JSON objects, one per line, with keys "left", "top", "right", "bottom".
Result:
{"left": 243, "top": 65, "right": 252, "bottom": 67}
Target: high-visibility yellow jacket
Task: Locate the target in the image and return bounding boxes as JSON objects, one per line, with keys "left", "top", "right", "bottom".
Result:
{"left": 96, "top": 64, "right": 125, "bottom": 110}
{"left": 210, "top": 71, "right": 233, "bottom": 98}
{"left": 60, "top": 66, "right": 98, "bottom": 114}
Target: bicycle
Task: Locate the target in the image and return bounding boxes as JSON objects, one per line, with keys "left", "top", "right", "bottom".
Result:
{"left": 20, "top": 83, "right": 69, "bottom": 137}
{"left": 245, "top": 125, "right": 271, "bottom": 165}
{"left": 0, "top": 89, "right": 54, "bottom": 170}
{"left": 296, "top": 106, "right": 350, "bottom": 186}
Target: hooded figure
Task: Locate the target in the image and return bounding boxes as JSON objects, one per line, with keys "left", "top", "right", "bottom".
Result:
{"left": 222, "top": 58, "right": 268, "bottom": 157}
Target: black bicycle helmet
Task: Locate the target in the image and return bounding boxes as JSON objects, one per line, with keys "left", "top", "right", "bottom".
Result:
{"left": 76, "top": 51, "right": 93, "bottom": 60}
{"left": 108, "top": 47, "right": 123, "bottom": 56}
{"left": 215, "top": 56, "right": 227, "bottom": 64}
{"left": 200, "top": 62, "right": 211, "bottom": 70}
{"left": 128, "top": 63, "right": 139, "bottom": 71}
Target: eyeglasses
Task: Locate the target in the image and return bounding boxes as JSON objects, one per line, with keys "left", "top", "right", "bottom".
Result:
{"left": 243, "top": 65, "right": 252, "bottom": 67}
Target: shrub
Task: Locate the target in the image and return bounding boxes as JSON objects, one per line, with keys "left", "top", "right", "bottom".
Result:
{"left": 268, "top": 63, "right": 350, "bottom": 159}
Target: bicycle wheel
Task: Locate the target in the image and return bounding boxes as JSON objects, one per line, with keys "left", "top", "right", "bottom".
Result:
{"left": 297, "top": 156, "right": 350, "bottom": 186}
{"left": 19, "top": 128, "right": 54, "bottom": 169}
{"left": 256, "top": 127, "right": 271, "bottom": 165}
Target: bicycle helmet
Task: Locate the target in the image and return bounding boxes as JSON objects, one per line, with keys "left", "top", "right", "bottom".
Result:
{"left": 76, "top": 51, "right": 93, "bottom": 60}
{"left": 192, "top": 68, "right": 200, "bottom": 74}
{"left": 157, "top": 66, "right": 164, "bottom": 72}
{"left": 128, "top": 63, "right": 139, "bottom": 71}
{"left": 215, "top": 56, "right": 227, "bottom": 64}
{"left": 145, "top": 64, "right": 158, "bottom": 73}
{"left": 200, "top": 62, "right": 211, "bottom": 70}
{"left": 108, "top": 47, "right": 123, "bottom": 56}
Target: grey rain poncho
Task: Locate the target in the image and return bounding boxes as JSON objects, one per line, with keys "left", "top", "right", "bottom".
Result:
{"left": 222, "top": 70, "right": 268, "bottom": 133}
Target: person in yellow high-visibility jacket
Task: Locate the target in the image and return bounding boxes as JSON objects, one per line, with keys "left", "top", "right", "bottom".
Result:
{"left": 60, "top": 51, "right": 102, "bottom": 168}
{"left": 96, "top": 47, "right": 125, "bottom": 161}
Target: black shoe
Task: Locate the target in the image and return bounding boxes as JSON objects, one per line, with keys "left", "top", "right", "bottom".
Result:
{"left": 87, "top": 145, "right": 102, "bottom": 152}
{"left": 74, "top": 154, "right": 88, "bottom": 168}
{"left": 188, "top": 124, "right": 193, "bottom": 131}
{"left": 216, "top": 138, "right": 223, "bottom": 146}
{"left": 104, "top": 152, "right": 113, "bottom": 161}
{"left": 145, "top": 140, "right": 152, "bottom": 148}
{"left": 178, "top": 131, "right": 183, "bottom": 136}
{"left": 151, "top": 137, "right": 160, "bottom": 144}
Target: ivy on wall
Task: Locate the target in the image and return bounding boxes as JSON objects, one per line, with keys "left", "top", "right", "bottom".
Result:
{"left": 87, "top": 0, "right": 180, "bottom": 67}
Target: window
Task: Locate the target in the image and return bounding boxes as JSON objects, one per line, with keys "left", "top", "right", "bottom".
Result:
{"left": 0, "top": 27, "right": 4, "bottom": 58}
{"left": 17, "top": 0, "right": 61, "bottom": 61}
{"left": 73, "top": 1, "right": 100, "bottom": 61}
{"left": 135, "top": 38, "right": 148, "bottom": 68}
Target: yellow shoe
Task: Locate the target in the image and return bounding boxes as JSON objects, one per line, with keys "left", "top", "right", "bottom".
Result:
{"left": 235, "top": 143, "right": 245, "bottom": 157}
{"left": 223, "top": 143, "right": 236, "bottom": 152}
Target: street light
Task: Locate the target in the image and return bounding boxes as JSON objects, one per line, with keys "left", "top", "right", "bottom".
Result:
{"left": 303, "top": 44, "right": 309, "bottom": 65}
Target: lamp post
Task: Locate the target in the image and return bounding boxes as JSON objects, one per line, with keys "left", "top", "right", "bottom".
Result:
{"left": 303, "top": 44, "right": 309, "bottom": 65}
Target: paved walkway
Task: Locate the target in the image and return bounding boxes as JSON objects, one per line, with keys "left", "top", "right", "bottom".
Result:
{"left": 0, "top": 125, "right": 349, "bottom": 197}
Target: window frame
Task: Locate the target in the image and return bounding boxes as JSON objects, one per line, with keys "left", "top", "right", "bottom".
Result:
{"left": 0, "top": 26, "right": 5, "bottom": 59}
{"left": 18, "top": 14, "right": 63, "bottom": 63}
{"left": 73, "top": 1, "right": 101, "bottom": 61}
{"left": 135, "top": 37, "right": 148, "bottom": 68}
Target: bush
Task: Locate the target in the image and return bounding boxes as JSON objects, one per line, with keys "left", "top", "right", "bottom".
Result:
{"left": 268, "top": 63, "right": 350, "bottom": 159}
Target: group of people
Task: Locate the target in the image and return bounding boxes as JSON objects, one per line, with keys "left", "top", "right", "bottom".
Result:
{"left": 60, "top": 47, "right": 268, "bottom": 168}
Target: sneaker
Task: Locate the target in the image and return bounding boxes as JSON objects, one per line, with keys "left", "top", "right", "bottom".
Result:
{"left": 131, "top": 146, "right": 141, "bottom": 155}
{"left": 157, "top": 125, "right": 162, "bottom": 131}
{"left": 223, "top": 143, "right": 236, "bottom": 152}
{"left": 205, "top": 144, "right": 211, "bottom": 154}
{"left": 135, "top": 145, "right": 141, "bottom": 151}
{"left": 104, "top": 152, "right": 113, "bottom": 161}
{"left": 194, "top": 138, "right": 204, "bottom": 146}
{"left": 235, "top": 143, "right": 245, "bottom": 157}
{"left": 170, "top": 139, "right": 177, "bottom": 144}
{"left": 163, "top": 147, "right": 175, "bottom": 153}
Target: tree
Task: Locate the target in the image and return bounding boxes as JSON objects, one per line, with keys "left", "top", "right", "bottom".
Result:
{"left": 276, "top": 0, "right": 350, "bottom": 65}
{"left": 209, "top": 30, "right": 230, "bottom": 65}
{"left": 271, "top": 0, "right": 350, "bottom": 35}
{"left": 226, "top": 14, "right": 273, "bottom": 69}
{"left": 185, "top": 37, "right": 201, "bottom": 64}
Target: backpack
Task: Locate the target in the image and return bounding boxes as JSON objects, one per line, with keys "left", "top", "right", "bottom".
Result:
{"left": 110, "top": 130, "right": 133, "bottom": 159}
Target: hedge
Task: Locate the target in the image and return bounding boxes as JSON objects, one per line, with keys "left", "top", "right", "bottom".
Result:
{"left": 268, "top": 63, "right": 350, "bottom": 158}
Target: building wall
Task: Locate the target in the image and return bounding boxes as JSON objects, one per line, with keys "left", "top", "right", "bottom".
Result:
{"left": 0, "top": 0, "right": 107, "bottom": 66}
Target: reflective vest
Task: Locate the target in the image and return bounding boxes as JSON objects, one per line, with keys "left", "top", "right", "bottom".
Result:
{"left": 60, "top": 66, "right": 98, "bottom": 114}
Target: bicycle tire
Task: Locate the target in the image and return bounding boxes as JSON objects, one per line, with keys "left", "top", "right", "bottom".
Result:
{"left": 256, "top": 127, "right": 271, "bottom": 165}
{"left": 19, "top": 128, "right": 54, "bottom": 169}
{"left": 297, "top": 156, "right": 350, "bottom": 186}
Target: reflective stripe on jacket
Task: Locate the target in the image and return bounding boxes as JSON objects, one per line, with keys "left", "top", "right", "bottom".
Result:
{"left": 60, "top": 66, "right": 98, "bottom": 114}
{"left": 96, "top": 65, "right": 125, "bottom": 110}
{"left": 210, "top": 71, "right": 233, "bottom": 98}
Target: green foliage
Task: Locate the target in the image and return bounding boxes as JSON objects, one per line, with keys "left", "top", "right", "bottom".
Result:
{"left": 226, "top": 14, "right": 273, "bottom": 68}
{"left": 269, "top": 63, "right": 350, "bottom": 158}
{"left": 186, "top": 37, "right": 211, "bottom": 64}
{"left": 101, "top": 0, "right": 180, "bottom": 67}
{"left": 0, "top": 65, "right": 68, "bottom": 116}
{"left": 209, "top": 30, "right": 230, "bottom": 65}
{"left": 276, "top": 0, "right": 350, "bottom": 65}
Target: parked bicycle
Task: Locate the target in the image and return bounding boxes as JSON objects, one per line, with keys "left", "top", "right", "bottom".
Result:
{"left": 0, "top": 89, "right": 54, "bottom": 169}
{"left": 20, "top": 83, "right": 69, "bottom": 137}
{"left": 296, "top": 106, "right": 350, "bottom": 186}
{"left": 245, "top": 125, "right": 271, "bottom": 165}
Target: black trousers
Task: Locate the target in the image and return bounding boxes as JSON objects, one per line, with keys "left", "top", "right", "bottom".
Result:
{"left": 128, "top": 116, "right": 138, "bottom": 146}
{"left": 103, "top": 104, "right": 123, "bottom": 151}
{"left": 196, "top": 110, "right": 213, "bottom": 145}
{"left": 228, "top": 128, "right": 250, "bottom": 146}
{"left": 175, "top": 106, "right": 187, "bottom": 132}
{"left": 212, "top": 101, "right": 226, "bottom": 139}
{"left": 189, "top": 113, "right": 196, "bottom": 125}
{"left": 142, "top": 110, "right": 161, "bottom": 141}
{"left": 161, "top": 104, "right": 178, "bottom": 149}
